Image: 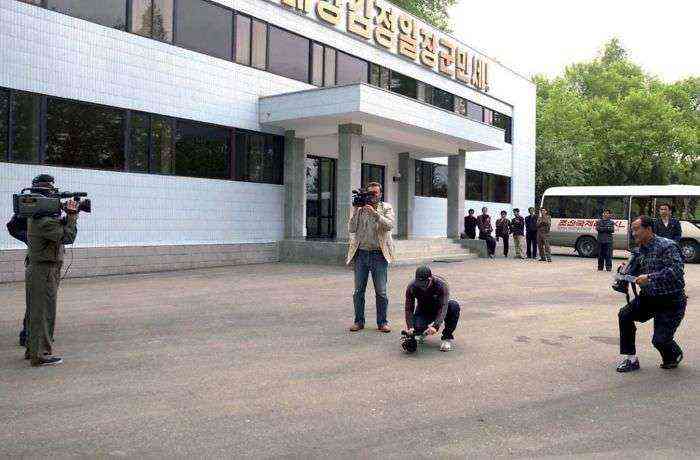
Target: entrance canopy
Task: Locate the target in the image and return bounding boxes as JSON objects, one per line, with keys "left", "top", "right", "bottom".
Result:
{"left": 259, "top": 83, "right": 504, "bottom": 156}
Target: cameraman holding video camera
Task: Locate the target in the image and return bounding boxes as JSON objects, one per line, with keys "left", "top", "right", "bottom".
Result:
{"left": 615, "top": 216, "right": 687, "bottom": 373}
{"left": 347, "top": 182, "right": 395, "bottom": 333}
{"left": 24, "top": 174, "right": 80, "bottom": 367}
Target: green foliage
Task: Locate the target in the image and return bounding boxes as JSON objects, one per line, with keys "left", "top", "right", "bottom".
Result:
{"left": 536, "top": 39, "right": 700, "bottom": 201}
{"left": 389, "top": 0, "right": 457, "bottom": 32}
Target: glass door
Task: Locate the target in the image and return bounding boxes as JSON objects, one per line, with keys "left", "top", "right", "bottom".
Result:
{"left": 306, "top": 156, "right": 336, "bottom": 239}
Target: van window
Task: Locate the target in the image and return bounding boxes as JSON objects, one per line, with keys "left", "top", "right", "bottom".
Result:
{"left": 630, "top": 196, "right": 653, "bottom": 219}
{"left": 542, "top": 196, "right": 562, "bottom": 217}
{"left": 590, "top": 196, "right": 626, "bottom": 219}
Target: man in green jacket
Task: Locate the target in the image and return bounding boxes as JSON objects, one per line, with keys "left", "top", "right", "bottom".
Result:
{"left": 25, "top": 174, "right": 79, "bottom": 367}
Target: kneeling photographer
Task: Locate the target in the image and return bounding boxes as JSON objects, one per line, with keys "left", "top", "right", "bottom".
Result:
{"left": 614, "top": 216, "right": 687, "bottom": 373}
{"left": 402, "top": 266, "right": 461, "bottom": 353}
{"left": 12, "top": 174, "right": 90, "bottom": 367}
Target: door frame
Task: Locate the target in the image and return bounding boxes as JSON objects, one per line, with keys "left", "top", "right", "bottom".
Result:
{"left": 305, "top": 155, "right": 337, "bottom": 239}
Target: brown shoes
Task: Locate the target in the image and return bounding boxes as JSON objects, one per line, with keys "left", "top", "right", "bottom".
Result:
{"left": 378, "top": 324, "right": 391, "bottom": 333}
{"left": 349, "top": 323, "right": 364, "bottom": 332}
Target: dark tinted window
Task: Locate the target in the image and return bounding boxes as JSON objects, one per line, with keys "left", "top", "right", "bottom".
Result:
{"left": 175, "top": 0, "right": 232, "bottom": 60}
{"left": 174, "top": 121, "right": 229, "bottom": 179}
{"left": 555, "top": 196, "right": 589, "bottom": 218}
{"left": 131, "top": 0, "right": 173, "bottom": 42}
{"left": 369, "top": 63, "right": 381, "bottom": 87}
{"left": 12, "top": 92, "right": 41, "bottom": 163}
{"left": 493, "top": 112, "right": 512, "bottom": 143}
{"left": 414, "top": 161, "right": 449, "bottom": 198}
{"left": 542, "top": 196, "right": 562, "bottom": 217}
{"left": 630, "top": 196, "right": 653, "bottom": 220}
{"left": 128, "top": 112, "right": 149, "bottom": 172}
{"left": 432, "top": 165, "right": 448, "bottom": 198}
{"left": 466, "top": 101, "right": 483, "bottom": 122}
{"left": 483, "top": 173, "right": 495, "bottom": 202}
{"left": 389, "top": 71, "right": 417, "bottom": 99}
{"left": 234, "top": 14, "right": 251, "bottom": 65}
{"left": 494, "top": 175, "right": 510, "bottom": 203}
{"left": 323, "top": 47, "right": 336, "bottom": 86}
{"left": 465, "top": 169, "right": 483, "bottom": 201}
{"left": 235, "top": 131, "right": 283, "bottom": 184}
{"left": 311, "top": 43, "right": 324, "bottom": 86}
{"left": 590, "top": 196, "right": 626, "bottom": 218}
{"left": 267, "top": 26, "right": 309, "bottom": 83}
{"left": 45, "top": 98, "right": 125, "bottom": 170}
{"left": 151, "top": 116, "right": 174, "bottom": 174}
{"left": 361, "top": 163, "right": 385, "bottom": 197}
{"left": 0, "top": 90, "right": 7, "bottom": 160}
{"left": 46, "top": 0, "right": 127, "bottom": 30}
{"left": 454, "top": 96, "right": 466, "bottom": 116}
{"left": 336, "top": 51, "right": 368, "bottom": 85}
{"left": 431, "top": 86, "right": 454, "bottom": 111}
{"left": 251, "top": 19, "right": 267, "bottom": 70}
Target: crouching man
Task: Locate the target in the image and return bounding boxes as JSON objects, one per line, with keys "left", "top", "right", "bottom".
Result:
{"left": 404, "top": 266, "right": 460, "bottom": 352}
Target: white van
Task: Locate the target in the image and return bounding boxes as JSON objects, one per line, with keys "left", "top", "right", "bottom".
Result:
{"left": 540, "top": 185, "right": 700, "bottom": 263}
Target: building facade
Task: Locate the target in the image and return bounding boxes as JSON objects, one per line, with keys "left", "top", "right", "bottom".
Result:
{"left": 0, "top": 0, "right": 535, "bottom": 281}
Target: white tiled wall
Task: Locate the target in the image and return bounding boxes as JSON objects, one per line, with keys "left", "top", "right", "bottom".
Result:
{"left": 1, "top": 164, "right": 284, "bottom": 250}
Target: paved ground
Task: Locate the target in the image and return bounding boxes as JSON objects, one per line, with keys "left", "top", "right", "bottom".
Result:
{"left": 1, "top": 254, "right": 698, "bottom": 459}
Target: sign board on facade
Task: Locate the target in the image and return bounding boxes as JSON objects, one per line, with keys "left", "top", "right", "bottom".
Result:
{"left": 278, "top": 0, "right": 491, "bottom": 92}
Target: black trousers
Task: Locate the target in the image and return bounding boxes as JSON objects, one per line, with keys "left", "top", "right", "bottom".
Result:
{"left": 413, "top": 300, "right": 461, "bottom": 340}
{"left": 497, "top": 235, "right": 509, "bottom": 256}
{"left": 597, "top": 242, "right": 613, "bottom": 270}
{"left": 479, "top": 234, "right": 496, "bottom": 256}
{"left": 526, "top": 231, "right": 538, "bottom": 258}
{"left": 618, "top": 294, "right": 686, "bottom": 362}
{"left": 465, "top": 229, "right": 476, "bottom": 239}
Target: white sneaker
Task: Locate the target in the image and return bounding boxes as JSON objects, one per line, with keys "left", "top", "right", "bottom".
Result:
{"left": 416, "top": 334, "right": 425, "bottom": 344}
{"left": 440, "top": 340, "right": 452, "bottom": 352}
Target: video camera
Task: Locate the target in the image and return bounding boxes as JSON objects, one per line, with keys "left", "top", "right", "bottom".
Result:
{"left": 352, "top": 189, "right": 374, "bottom": 207}
{"left": 612, "top": 250, "right": 641, "bottom": 299}
{"left": 400, "top": 330, "right": 428, "bottom": 354}
{"left": 13, "top": 187, "right": 91, "bottom": 218}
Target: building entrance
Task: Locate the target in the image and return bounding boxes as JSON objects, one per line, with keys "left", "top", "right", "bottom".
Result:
{"left": 305, "top": 156, "right": 336, "bottom": 239}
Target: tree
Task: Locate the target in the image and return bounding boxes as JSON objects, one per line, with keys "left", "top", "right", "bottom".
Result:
{"left": 535, "top": 39, "right": 700, "bottom": 202}
{"left": 390, "top": 0, "right": 457, "bottom": 32}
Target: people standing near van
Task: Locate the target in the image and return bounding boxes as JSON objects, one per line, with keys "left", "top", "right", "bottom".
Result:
{"left": 596, "top": 209, "right": 615, "bottom": 271}
{"left": 537, "top": 208, "right": 552, "bottom": 262}
{"left": 476, "top": 207, "right": 496, "bottom": 259}
{"left": 510, "top": 208, "right": 526, "bottom": 259}
{"left": 525, "top": 207, "right": 538, "bottom": 259}
{"left": 653, "top": 203, "right": 682, "bottom": 243}
{"left": 495, "top": 211, "right": 511, "bottom": 258}
{"left": 464, "top": 209, "right": 477, "bottom": 240}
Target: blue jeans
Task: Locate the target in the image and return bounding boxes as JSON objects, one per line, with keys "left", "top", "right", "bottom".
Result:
{"left": 353, "top": 249, "right": 389, "bottom": 326}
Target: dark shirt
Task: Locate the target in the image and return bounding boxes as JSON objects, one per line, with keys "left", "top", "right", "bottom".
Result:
{"left": 464, "top": 215, "right": 477, "bottom": 235}
{"left": 510, "top": 216, "right": 525, "bottom": 236}
{"left": 595, "top": 218, "right": 615, "bottom": 244}
{"left": 495, "top": 217, "right": 510, "bottom": 237}
{"left": 476, "top": 215, "right": 493, "bottom": 237}
{"left": 653, "top": 218, "right": 682, "bottom": 242}
{"left": 636, "top": 236, "right": 685, "bottom": 297}
{"left": 405, "top": 275, "right": 449, "bottom": 329}
{"left": 525, "top": 215, "right": 538, "bottom": 233}
{"left": 6, "top": 214, "right": 28, "bottom": 244}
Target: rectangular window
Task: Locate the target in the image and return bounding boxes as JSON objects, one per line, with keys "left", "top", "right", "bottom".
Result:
{"left": 432, "top": 164, "right": 448, "bottom": 198}
{"left": 542, "top": 196, "right": 563, "bottom": 217}
{"left": 466, "top": 101, "right": 483, "bottom": 122}
{"left": 454, "top": 96, "right": 466, "bottom": 116}
{"left": 151, "top": 116, "right": 174, "bottom": 174}
{"left": 431, "top": 86, "right": 454, "bottom": 111}
{"left": 590, "top": 196, "right": 626, "bottom": 219}
{"left": 336, "top": 51, "right": 368, "bottom": 85}
{"left": 483, "top": 173, "right": 496, "bottom": 202}
{"left": 422, "top": 84, "right": 433, "bottom": 104}
{"left": 45, "top": 98, "right": 125, "bottom": 170}
{"left": 389, "top": 71, "right": 417, "bottom": 99}
{"left": 131, "top": 0, "right": 173, "bottom": 42}
{"left": 0, "top": 89, "right": 8, "bottom": 160}
{"left": 483, "top": 107, "right": 493, "bottom": 125}
{"left": 267, "top": 25, "right": 310, "bottom": 83}
{"left": 323, "top": 47, "right": 336, "bottom": 86}
{"left": 311, "top": 43, "right": 324, "bottom": 86}
{"left": 128, "top": 112, "right": 150, "bottom": 172}
{"left": 175, "top": 0, "right": 233, "bottom": 60}
{"left": 493, "top": 111, "right": 512, "bottom": 143}
{"left": 11, "top": 92, "right": 41, "bottom": 163}
{"left": 174, "top": 121, "right": 229, "bottom": 179}
{"left": 494, "top": 175, "right": 511, "bottom": 203}
{"left": 465, "top": 169, "right": 483, "bottom": 201}
{"left": 234, "top": 14, "right": 251, "bottom": 66}
{"left": 361, "top": 163, "right": 385, "bottom": 198}
{"left": 251, "top": 19, "right": 267, "bottom": 70}
{"left": 415, "top": 161, "right": 423, "bottom": 196}
{"left": 46, "top": 0, "right": 127, "bottom": 30}
{"left": 235, "top": 131, "right": 283, "bottom": 184}
{"left": 369, "top": 63, "right": 381, "bottom": 87}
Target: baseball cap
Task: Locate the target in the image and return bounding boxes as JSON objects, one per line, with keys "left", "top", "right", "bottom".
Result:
{"left": 414, "top": 265, "right": 432, "bottom": 290}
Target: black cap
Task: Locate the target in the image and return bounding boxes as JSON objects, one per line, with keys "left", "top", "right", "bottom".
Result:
{"left": 32, "top": 174, "right": 55, "bottom": 185}
{"left": 414, "top": 265, "right": 432, "bottom": 290}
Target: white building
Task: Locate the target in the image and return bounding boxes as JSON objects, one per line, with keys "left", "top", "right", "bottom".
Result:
{"left": 0, "top": 0, "right": 535, "bottom": 281}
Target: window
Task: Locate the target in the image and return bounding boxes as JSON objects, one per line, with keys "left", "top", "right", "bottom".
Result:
{"left": 494, "top": 175, "right": 510, "bottom": 203}
{"left": 323, "top": 47, "right": 336, "bottom": 86}
{"left": 235, "top": 131, "right": 283, "bottom": 184}
{"left": 389, "top": 71, "right": 417, "bottom": 99}
{"left": 45, "top": 98, "right": 125, "bottom": 170}
{"left": 454, "top": 96, "right": 466, "bottom": 116}
{"left": 493, "top": 111, "right": 512, "bottom": 143}
{"left": 555, "top": 196, "right": 589, "bottom": 218}
{"left": 128, "top": 112, "right": 149, "bottom": 172}
{"left": 175, "top": 0, "right": 233, "bottom": 60}
{"left": 483, "top": 108, "right": 493, "bottom": 125}
{"left": 174, "top": 121, "right": 229, "bottom": 179}
{"left": 421, "top": 83, "right": 432, "bottom": 104}
{"left": 311, "top": 43, "right": 324, "bottom": 86}
{"left": 0, "top": 90, "right": 7, "bottom": 160}
{"left": 267, "top": 26, "right": 310, "bottom": 83}
{"left": 589, "top": 196, "right": 626, "bottom": 219}
{"left": 465, "top": 169, "right": 483, "bottom": 201}
{"left": 542, "top": 196, "right": 562, "bottom": 217}
{"left": 251, "top": 19, "right": 267, "bottom": 70}
{"left": 150, "top": 116, "right": 174, "bottom": 174}
{"left": 234, "top": 14, "right": 251, "bottom": 65}
{"left": 431, "top": 86, "right": 454, "bottom": 111}
{"left": 131, "top": 0, "right": 173, "bottom": 42}
{"left": 466, "top": 101, "right": 483, "bottom": 122}
{"left": 18, "top": 0, "right": 43, "bottom": 5}
{"left": 414, "top": 161, "right": 448, "bottom": 198}
{"left": 361, "top": 163, "right": 385, "bottom": 197}
{"left": 369, "top": 63, "right": 381, "bottom": 87}
{"left": 483, "top": 173, "right": 495, "bottom": 203}
{"left": 432, "top": 165, "right": 448, "bottom": 198}
{"left": 336, "top": 51, "right": 368, "bottom": 85}
{"left": 46, "top": 0, "right": 127, "bottom": 30}
{"left": 11, "top": 92, "right": 41, "bottom": 163}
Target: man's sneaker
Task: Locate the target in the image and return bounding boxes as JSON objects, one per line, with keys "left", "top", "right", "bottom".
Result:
{"left": 440, "top": 340, "right": 453, "bottom": 352}
{"left": 616, "top": 358, "right": 640, "bottom": 373}
{"left": 416, "top": 334, "right": 425, "bottom": 344}
{"left": 660, "top": 352, "right": 683, "bottom": 369}
{"left": 30, "top": 356, "right": 63, "bottom": 367}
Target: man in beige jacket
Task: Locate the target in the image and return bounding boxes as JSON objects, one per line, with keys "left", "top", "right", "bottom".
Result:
{"left": 346, "top": 182, "right": 395, "bottom": 332}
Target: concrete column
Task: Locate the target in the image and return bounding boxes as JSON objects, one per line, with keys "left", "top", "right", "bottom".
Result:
{"left": 447, "top": 150, "right": 466, "bottom": 239}
{"left": 284, "top": 131, "right": 306, "bottom": 239}
{"left": 336, "top": 123, "right": 363, "bottom": 241}
{"left": 397, "top": 152, "right": 415, "bottom": 239}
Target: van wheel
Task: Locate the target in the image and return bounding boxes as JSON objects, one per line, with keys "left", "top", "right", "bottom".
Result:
{"left": 680, "top": 239, "right": 699, "bottom": 263}
{"left": 575, "top": 236, "right": 598, "bottom": 258}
